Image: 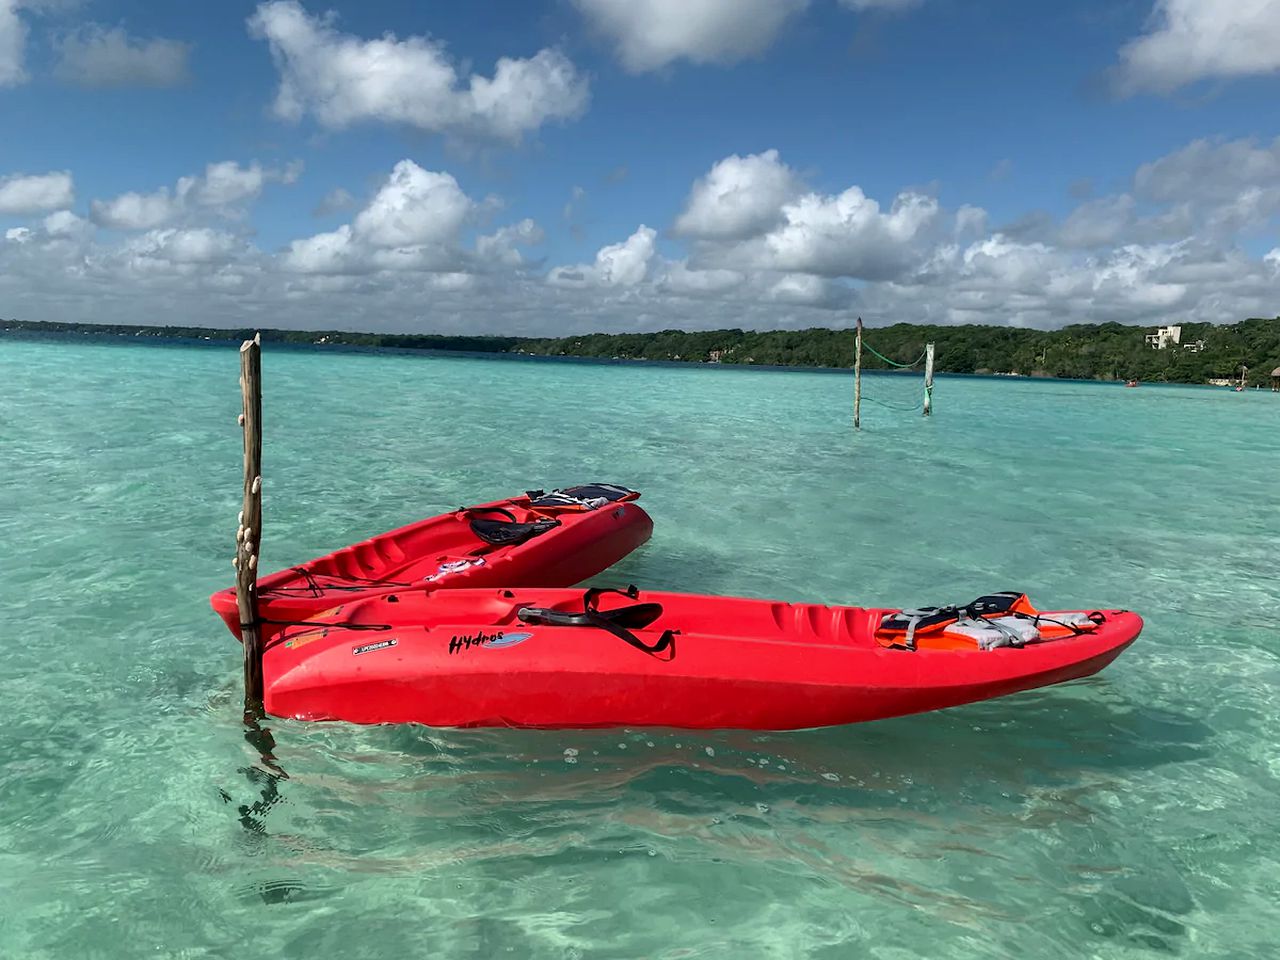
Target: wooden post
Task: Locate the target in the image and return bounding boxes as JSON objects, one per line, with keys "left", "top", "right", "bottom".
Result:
{"left": 235, "top": 333, "right": 264, "bottom": 715}
{"left": 923, "top": 342, "right": 935, "bottom": 416}
{"left": 854, "top": 317, "right": 863, "bottom": 430}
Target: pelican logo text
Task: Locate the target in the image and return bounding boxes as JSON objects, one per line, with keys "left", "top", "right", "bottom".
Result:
{"left": 448, "top": 631, "right": 532, "bottom": 654}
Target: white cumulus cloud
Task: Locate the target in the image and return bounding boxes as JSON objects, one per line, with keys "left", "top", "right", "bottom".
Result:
{"left": 476, "top": 219, "right": 545, "bottom": 267}
{"left": 767, "top": 273, "right": 853, "bottom": 308}
{"left": 1115, "top": 0, "right": 1280, "bottom": 95}
{"left": 1135, "top": 136, "right": 1280, "bottom": 203}
{"left": 548, "top": 225, "right": 658, "bottom": 287}
{"left": 1124, "top": 136, "right": 1280, "bottom": 239}
{"left": 659, "top": 261, "right": 745, "bottom": 298}
{"left": 180, "top": 161, "right": 274, "bottom": 208}
{"left": 90, "top": 161, "right": 299, "bottom": 229}
{"left": 959, "top": 235, "right": 1060, "bottom": 290}
{"left": 743, "top": 186, "right": 939, "bottom": 280}
{"left": 573, "top": 0, "right": 808, "bottom": 72}
{"left": 1058, "top": 195, "right": 1138, "bottom": 248}
{"left": 89, "top": 189, "right": 183, "bottom": 230}
{"left": 281, "top": 159, "right": 526, "bottom": 279}
{"left": 954, "top": 204, "right": 988, "bottom": 238}
{"left": 42, "top": 209, "right": 92, "bottom": 240}
{"left": 9, "top": 135, "right": 1280, "bottom": 337}
{"left": 674, "top": 149, "right": 800, "bottom": 240}
{"left": 53, "top": 24, "right": 190, "bottom": 88}
{"left": 124, "top": 228, "right": 245, "bottom": 266}
{"left": 351, "top": 161, "right": 473, "bottom": 248}
{"left": 0, "top": 208, "right": 92, "bottom": 251}
{"left": 0, "top": 171, "right": 75, "bottom": 214}
{"left": 279, "top": 224, "right": 363, "bottom": 275}
{"left": 673, "top": 151, "right": 940, "bottom": 282}
{"left": 248, "top": 1, "right": 589, "bottom": 140}
{"left": 0, "top": 0, "right": 26, "bottom": 87}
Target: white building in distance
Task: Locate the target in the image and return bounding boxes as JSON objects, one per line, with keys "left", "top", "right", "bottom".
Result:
{"left": 1145, "top": 325, "right": 1182, "bottom": 349}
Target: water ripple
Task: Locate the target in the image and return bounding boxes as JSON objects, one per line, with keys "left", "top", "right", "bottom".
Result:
{"left": 3, "top": 340, "right": 1279, "bottom": 958}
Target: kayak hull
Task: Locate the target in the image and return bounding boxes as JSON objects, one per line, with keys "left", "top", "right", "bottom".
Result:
{"left": 261, "top": 587, "right": 1142, "bottom": 730}
{"left": 210, "top": 492, "right": 653, "bottom": 639}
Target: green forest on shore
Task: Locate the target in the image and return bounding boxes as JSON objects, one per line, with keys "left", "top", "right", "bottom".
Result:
{"left": 5, "top": 316, "right": 1279, "bottom": 386}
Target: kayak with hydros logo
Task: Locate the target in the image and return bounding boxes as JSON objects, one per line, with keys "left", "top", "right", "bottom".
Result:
{"left": 209, "top": 484, "right": 653, "bottom": 640}
{"left": 258, "top": 586, "right": 1142, "bottom": 729}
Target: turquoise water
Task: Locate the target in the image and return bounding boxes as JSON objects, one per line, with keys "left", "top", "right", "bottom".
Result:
{"left": 3, "top": 337, "right": 1279, "bottom": 959}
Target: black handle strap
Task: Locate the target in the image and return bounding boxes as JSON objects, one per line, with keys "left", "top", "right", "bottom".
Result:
{"left": 517, "top": 607, "right": 590, "bottom": 627}
{"left": 583, "top": 585, "right": 639, "bottom": 606}
{"left": 584, "top": 608, "right": 676, "bottom": 658}
{"left": 516, "top": 585, "right": 676, "bottom": 659}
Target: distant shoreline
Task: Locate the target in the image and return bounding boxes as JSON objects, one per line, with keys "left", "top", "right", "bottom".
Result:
{"left": 3, "top": 317, "right": 1277, "bottom": 387}
{"left": 0, "top": 323, "right": 923, "bottom": 379}
{"left": 5, "top": 329, "right": 1242, "bottom": 391}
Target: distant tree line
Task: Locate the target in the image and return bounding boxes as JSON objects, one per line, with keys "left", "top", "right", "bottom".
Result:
{"left": 516, "top": 319, "right": 1280, "bottom": 383}
{"left": 4, "top": 316, "right": 1279, "bottom": 385}
{"left": 0, "top": 320, "right": 524, "bottom": 355}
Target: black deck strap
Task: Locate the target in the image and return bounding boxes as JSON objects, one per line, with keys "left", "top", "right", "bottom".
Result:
{"left": 1020, "top": 614, "right": 1085, "bottom": 636}
{"left": 879, "top": 591, "right": 1032, "bottom": 647}
{"left": 516, "top": 584, "right": 676, "bottom": 659}
{"left": 970, "top": 597, "right": 1106, "bottom": 638}
{"left": 964, "top": 592, "right": 1027, "bottom": 618}
{"left": 466, "top": 506, "right": 561, "bottom": 546}
{"left": 566, "top": 483, "right": 637, "bottom": 501}
{"left": 1016, "top": 610, "right": 1107, "bottom": 637}
{"left": 527, "top": 483, "right": 639, "bottom": 510}
{"left": 878, "top": 605, "right": 961, "bottom": 646}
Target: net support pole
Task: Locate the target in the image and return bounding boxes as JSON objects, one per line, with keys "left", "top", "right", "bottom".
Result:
{"left": 235, "top": 333, "right": 264, "bottom": 715}
{"left": 854, "top": 317, "right": 863, "bottom": 430}
{"left": 923, "top": 342, "right": 935, "bottom": 416}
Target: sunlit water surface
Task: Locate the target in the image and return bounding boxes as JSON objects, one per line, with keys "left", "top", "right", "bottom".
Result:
{"left": 3, "top": 337, "right": 1278, "bottom": 958}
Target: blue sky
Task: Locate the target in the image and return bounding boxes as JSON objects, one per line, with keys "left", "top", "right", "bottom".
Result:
{"left": 2, "top": 0, "right": 1279, "bottom": 334}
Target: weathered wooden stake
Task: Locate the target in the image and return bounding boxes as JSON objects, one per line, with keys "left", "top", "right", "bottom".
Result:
{"left": 235, "top": 333, "right": 264, "bottom": 715}
{"left": 923, "top": 342, "right": 935, "bottom": 416}
{"left": 854, "top": 317, "right": 863, "bottom": 430}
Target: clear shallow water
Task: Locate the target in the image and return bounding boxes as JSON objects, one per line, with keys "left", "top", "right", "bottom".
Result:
{"left": 2, "top": 337, "right": 1279, "bottom": 959}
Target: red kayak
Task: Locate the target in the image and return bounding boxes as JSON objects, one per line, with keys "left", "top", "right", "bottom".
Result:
{"left": 259, "top": 586, "right": 1141, "bottom": 729}
{"left": 210, "top": 484, "right": 653, "bottom": 640}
